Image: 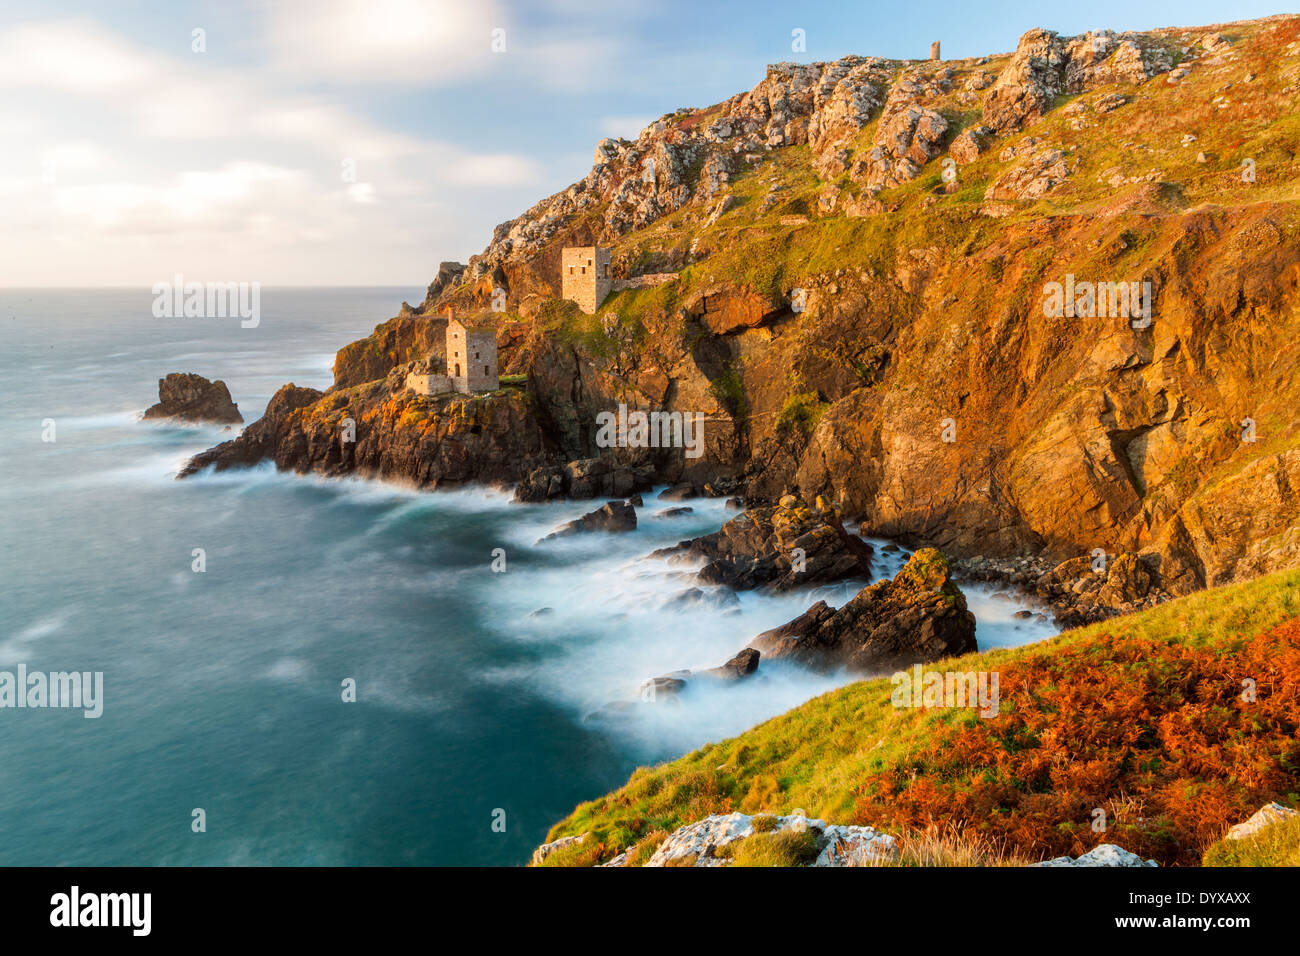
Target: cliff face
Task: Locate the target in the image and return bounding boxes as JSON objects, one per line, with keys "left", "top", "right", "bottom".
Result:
{"left": 185, "top": 16, "right": 1300, "bottom": 594}
{"left": 180, "top": 378, "right": 552, "bottom": 487}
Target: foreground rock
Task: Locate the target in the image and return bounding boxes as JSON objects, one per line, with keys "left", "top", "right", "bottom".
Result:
{"left": 1031, "top": 844, "right": 1158, "bottom": 867}
{"left": 144, "top": 373, "right": 242, "bottom": 424}
{"left": 653, "top": 493, "right": 871, "bottom": 592}
{"left": 531, "top": 833, "right": 586, "bottom": 866}
{"left": 1226, "top": 802, "right": 1299, "bottom": 841}
{"left": 750, "top": 548, "right": 976, "bottom": 673}
{"left": 541, "top": 500, "right": 637, "bottom": 540}
{"left": 641, "top": 812, "right": 896, "bottom": 867}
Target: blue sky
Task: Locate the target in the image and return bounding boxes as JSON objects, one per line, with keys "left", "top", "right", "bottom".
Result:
{"left": 0, "top": 0, "right": 1285, "bottom": 286}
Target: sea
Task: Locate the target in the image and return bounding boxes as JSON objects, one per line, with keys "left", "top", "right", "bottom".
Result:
{"left": 0, "top": 288, "right": 1058, "bottom": 865}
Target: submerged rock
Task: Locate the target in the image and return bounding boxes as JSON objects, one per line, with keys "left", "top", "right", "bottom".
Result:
{"left": 541, "top": 500, "right": 637, "bottom": 540}
{"left": 749, "top": 548, "right": 976, "bottom": 674}
{"left": 144, "top": 372, "right": 242, "bottom": 424}
{"left": 661, "top": 586, "right": 740, "bottom": 612}
{"left": 701, "top": 646, "right": 760, "bottom": 681}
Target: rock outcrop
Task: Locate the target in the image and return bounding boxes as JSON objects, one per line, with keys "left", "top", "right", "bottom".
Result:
{"left": 179, "top": 381, "right": 548, "bottom": 485}
{"left": 982, "top": 28, "right": 1170, "bottom": 134}
{"left": 653, "top": 493, "right": 872, "bottom": 592}
{"left": 143, "top": 373, "right": 243, "bottom": 424}
{"left": 750, "top": 548, "right": 976, "bottom": 673}
{"left": 516, "top": 459, "right": 656, "bottom": 502}
{"left": 541, "top": 500, "right": 637, "bottom": 539}
{"left": 1225, "top": 801, "right": 1299, "bottom": 841}
{"left": 639, "top": 812, "right": 896, "bottom": 867}
{"left": 1031, "top": 844, "right": 1158, "bottom": 867}
{"left": 530, "top": 833, "right": 586, "bottom": 866}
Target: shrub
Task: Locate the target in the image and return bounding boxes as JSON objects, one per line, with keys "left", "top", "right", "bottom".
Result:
{"left": 724, "top": 829, "right": 821, "bottom": 867}
{"left": 776, "top": 391, "right": 828, "bottom": 437}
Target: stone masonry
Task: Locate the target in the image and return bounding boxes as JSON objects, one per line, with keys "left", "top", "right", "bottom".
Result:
{"left": 561, "top": 246, "right": 612, "bottom": 313}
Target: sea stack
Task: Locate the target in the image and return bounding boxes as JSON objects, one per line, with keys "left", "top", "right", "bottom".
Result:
{"left": 143, "top": 372, "right": 243, "bottom": 424}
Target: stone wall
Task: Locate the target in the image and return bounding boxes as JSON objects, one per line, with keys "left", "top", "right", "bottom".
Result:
{"left": 612, "top": 272, "right": 678, "bottom": 292}
{"left": 406, "top": 372, "right": 453, "bottom": 395}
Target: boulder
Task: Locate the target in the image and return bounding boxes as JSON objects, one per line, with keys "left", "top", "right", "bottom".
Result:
{"left": 1226, "top": 802, "right": 1299, "bottom": 841}
{"left": 701, "top": 647, "right": 760, "bottom": 681}
{"left": 661, "top": 586, "right": 741, "bottom": 612}
{"left": 541, "top": 500, "right": 637, "bottom": 540}
{"left": 658, "top": 482, "right": 699, "bottom": 501}
{"left": 749, "top": 548, "right": 977, "bottom": 674}
{"left": 652, "top": 492, "right": 872, "bottom": 592}
{"left": 655, "top": 506, "right": 695, "bottom": 518}
{"left": 1031, "top": 844, "right": 1158, "bottom": 867}
{"left": 949, "top": 125, "right": 993, "bottom": 165}
{"left": 144, "top": 372, "right": 243, "bottom": 424}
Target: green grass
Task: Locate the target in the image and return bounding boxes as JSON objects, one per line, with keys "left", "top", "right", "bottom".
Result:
{"left": 1202, "top": 814, "right": 1300, "bottom": 866}
{"left": 718, "top": 829, "right": 821, "bottom": 867}
{"left": 542, "top": 566, "right": 1300, "bottom": 863}
{"left": 776, "top": 391, "right": 829, "bottom": 437}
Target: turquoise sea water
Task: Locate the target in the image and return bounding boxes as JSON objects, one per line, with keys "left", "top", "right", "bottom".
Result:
{"left": 0, "top": 289, "right": 1057, "bottom": 865}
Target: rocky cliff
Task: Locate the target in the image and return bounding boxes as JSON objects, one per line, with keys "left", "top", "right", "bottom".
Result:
{"left": 183, "top": 16, "right": 1300, "bottom": 599}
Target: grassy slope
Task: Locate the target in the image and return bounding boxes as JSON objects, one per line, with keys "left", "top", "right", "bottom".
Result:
{"left": 1203, "top": 813, "right": 1300, "bottom": 865}
{"left": 544, "top": 567, "right": 1300, "bottom": 865}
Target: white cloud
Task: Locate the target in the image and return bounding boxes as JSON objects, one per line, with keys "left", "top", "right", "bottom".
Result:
{"left": 42, "top": 140, "right": 108, "bottom": 173}
{"left": 0, "top": 19, "right": 154, "bottom": 94}
{"left": 264, "top": 0, "right": 505, "bottom": 85}
{"left": 443, "top": 153, "right": 542, "bottom": 187}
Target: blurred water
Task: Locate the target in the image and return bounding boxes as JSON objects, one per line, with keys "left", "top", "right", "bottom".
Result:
{"left": 0, "top": 289, "right": 1057, "bottom": 865}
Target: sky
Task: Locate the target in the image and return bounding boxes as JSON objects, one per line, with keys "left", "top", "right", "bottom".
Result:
{"left": 0, "top": 0, "right": 1287, "bottom": 287}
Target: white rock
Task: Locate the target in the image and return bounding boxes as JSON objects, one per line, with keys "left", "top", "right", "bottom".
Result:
{"left": 813, "top": 825, "right": 898, "bottom": 866}
{"left": 1031, "top": 843, "right": 1158, "bottom": 867}
{"left": 643, "top": 811, "right": 832, "bottom": 867}
{"left": 531, "top": 833, "right": 587, "bottom": 866}
{"left": 1227, "top": 802, "right": 1299, "bottom": 841}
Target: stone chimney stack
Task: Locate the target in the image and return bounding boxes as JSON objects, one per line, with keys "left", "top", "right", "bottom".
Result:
{"left": 930, "top": 41, "right": 940, "bottom": 61}
{"left": 445, "top": 304, "right": 455, "bottom": 321}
